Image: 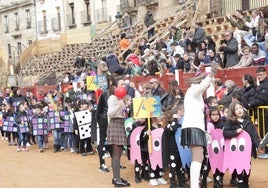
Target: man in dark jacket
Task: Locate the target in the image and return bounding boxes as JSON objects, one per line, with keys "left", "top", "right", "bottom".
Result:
{"left": 248, "top": 67, "right": 268, "bottom": 138}
{"left": 144, "top": 10, "right": 155, "bottom": 40}
{"left": 150, "top": 78, "right": 165, "bottom": 97}
{"left": 219, "top": 30, "right": 239, "bottom": 68}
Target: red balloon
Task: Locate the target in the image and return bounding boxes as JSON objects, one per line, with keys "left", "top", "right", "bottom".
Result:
{"left": 114, "top": 86, "right": 127, "bottom": 99}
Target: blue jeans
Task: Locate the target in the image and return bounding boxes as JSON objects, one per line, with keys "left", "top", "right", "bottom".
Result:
{"left": 64, "top": 133, "right": 74, "bottom": 149}
{"left": 53, "top": 129, "right": 63, "bottom": 145}
{"left": 243, "top": 34, "right": 256, "bottom": 47}
{"left": 18, "top": 131, "right": 27, "bottom": 147}
{"left": 37, "top": 135, "right": 44, "bottom": 149}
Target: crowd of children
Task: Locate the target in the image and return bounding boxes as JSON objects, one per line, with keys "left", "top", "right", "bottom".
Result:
{"left": 1, "top": 64, "right": 268, "bottom": 188}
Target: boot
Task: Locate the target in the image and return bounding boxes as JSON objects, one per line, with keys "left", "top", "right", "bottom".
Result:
{"left": 214, "top": 177, "right": 223, "bottom": 188}
{"left": 57, "top": 145, "right": 62, "bottom": 152}
{"left": 170, "top": 181, "right": 177, "bottom": 188}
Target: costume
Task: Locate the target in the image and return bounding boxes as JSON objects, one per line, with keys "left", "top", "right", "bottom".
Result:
{"left": 181, "top": 75, "right": 213, "bottom": 146}
{"left": 223, "top": 115, "right": 260, "bottom": 187}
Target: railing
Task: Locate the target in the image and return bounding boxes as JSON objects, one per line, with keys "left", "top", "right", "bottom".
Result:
{"left": 249, "top": 106, "right": 268, "bottom": 138}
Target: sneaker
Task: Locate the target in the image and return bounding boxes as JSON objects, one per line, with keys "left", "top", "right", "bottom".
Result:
{"left": 230, "top": 179, "right": 239, "bottom": 187}
{"left": 17, "top": 147, "right": 21, "bottom": 152}
{"left": 99, "top": 164, "right": 110, "bottom": 173}
{"left": 149, "top": 179, "right": 159, "bottom": 186}
{"left": 206, "top": 177, "right": 212, "bottom": 183}
{"left": 26, "top": 142, "right": 31, "bottom": 147}
{"left": 157, "top": 177, "right": 167, "bottom": 185}
{"left": 135, "top": 177, "right": 142, "bottom": 183}
{"left": 39, "top": 148, "right": 44, "bottom": 153}
{"left": 60, "top": 146, "right": 65, "bottom": 151}
{"left": 43, "top": 143, "right": 49, "bottom": 149}
{"left": 258, "top": 153, "right": 268, "bottom": 159}
{"left": 22, "top": 148, "right": 29, "bottom": 152}
{"left": 88, "top": 151, "right": 94, "bottom": 155}
{"left": 8, "top": 142, "right": 12, "bottom": 146}
{"left": 114, "top": 179, "right": 130, "bottom": 187}
{"left": 104, "top": 152, "right": 110, "bottom": 158}
{"left": 81, "top": 153, "right": 87, "bottom": 156}
{"left": 70, "top": 148, "right": 75, "bottom": 153}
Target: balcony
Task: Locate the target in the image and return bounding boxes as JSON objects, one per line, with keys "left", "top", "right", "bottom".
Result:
{"left": 137, "top": 0, "right": 158, "bottom": 8}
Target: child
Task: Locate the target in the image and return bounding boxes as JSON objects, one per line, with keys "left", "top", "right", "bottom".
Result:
{"left": 223, "top": 101, "right": 261, "bottom": 188}
{"left": 73, "top": 99, "right": 93, "bottom": 156}
{"left": 163, "top": 100, "right": 189, "bottom": 188}
{"left": 140, "top": 117, "right": 167, "bottom": 186}
{"left": 31, "top": 104, "right": 48, "bottom": 152}
{"left": 203, "top": 106, "right": 225, "bottom": 188}
{"left": 63, "top": 98, "right": 75, "bottom": 153}
{"left": 2, "top": 103, "right": 17, "bottom": 146}
{"left": 15, "top": 102, "right": 30, "bottom": 152}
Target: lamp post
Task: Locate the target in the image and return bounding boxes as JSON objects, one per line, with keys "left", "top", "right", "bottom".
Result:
{"left": 115, "top": 12, "right": 122, "bottom": 27}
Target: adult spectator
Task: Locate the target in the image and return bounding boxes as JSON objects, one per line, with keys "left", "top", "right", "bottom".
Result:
{"left": 251, "top": 43, "right": 266, "bottom": 66}
{"left": 229, "top": 45, "right": 253, "bottom": 69}
{"left": 106, "top": 53, "right": 124, "bottom": 75}
{"left": 204, "top": 36, "right": 216, "bottom": 51}
{"left": 218, "top": 80, "right": 241, "bottom": 107}
{"left": 120, "top": 33, "right": 132, "bottom": 61}
{"left": 227, "top": 9, "right": 250, "bottom": 51}
{"left": 248, "top": 67, "right": 268, "bottom": 136}
{"left": 174, "top": 54, "right": 185, "bottom": 72}
{"left": 74, "top": 53, "right": 85, "bottom": 71}
{"left": 86, "top": 56, "right": 98, "bottom": 72}
{"left": 182, "top": 53, "right": 192, "bottom": 73}
{"left": 10, "top": 87, "right": 26, "bottom": 106}
{"left": 219, "top": 30, "right": 239, "bottom": 68}
{"left": 243, "top": 9, "right": 260, "bottom": 47}
{"left": 170, "top": 41, "right": 184, "bottom": 57}
{"left": 161, "top": 80, "right": 179, "bottom": 112}
{"left": 155, "top": 36, "right": 167, "bottom": 52}
{"left": 248, "top": 67, "right": 268, "bottom": 108}
{"left": 144, "top": 10, "right": 155, "bottom": 40}
{"left": 197, "top": 51, "right": 210, "bottom": 66}
{"left": 138, "top": 38, "right": 150, "bottom": 56}
{"left": 186, "top": 22, "right": 206, "bottom": 52}
{"left": 150, "top": 78, "right": 165, "bottom": 97}
{"left": 241, "top": 74, "right": 257, "bottom": 109}
{"left": 167, "top": 26, "right": 182, "bottom": 49}
{"left": 147, "top": 59, "right": 160, "bottom": 76}
{"left": 207, "top": 48, "right": 223, "bottom": 68}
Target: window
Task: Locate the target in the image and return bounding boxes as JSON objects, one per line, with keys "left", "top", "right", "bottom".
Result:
{"left": 26, "top": 9, "right": 31, "bottom": 29}
{"left": 7, "top": 44, "right": 11, "bottom": 59}
{"left": 42, "top": 10, "right": 47, "bottom": 33}
{"left": 57, "top": 7, "right": 61, "bottom": 31}
{"left": 70, "top": 3, "right": 75, "bottom": 25}
{"left": 17, "top": 42, "right": 22, "bottom": 54}
{"left": 4, "top": 15, "right": 8, "bottom": 33}
{"left": 15, "top": 12, "right": 19, "bottom": 31}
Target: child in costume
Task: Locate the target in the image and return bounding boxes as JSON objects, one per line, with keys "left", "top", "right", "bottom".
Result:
{"left": 163, "top": 100, "right": 190, "bottom": 188}
{"left": 15, "top": 102, "right": 30, "bottom": 152}
{"left": 223, "top": 101, "right": 261, "bottom": 188}
{"left": 31, "top": 104, "right": 48, "bottom": 152}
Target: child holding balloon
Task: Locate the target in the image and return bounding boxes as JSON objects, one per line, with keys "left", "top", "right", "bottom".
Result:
{"left": 107, "top": 78, "right": 131, "bottom": 187}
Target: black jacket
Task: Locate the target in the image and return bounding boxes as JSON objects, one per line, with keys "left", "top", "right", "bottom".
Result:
{"left": 223, "top": 115, "right": 260, "bottom": 158}
{"left": 248, "top": 78, "right": 268, "bottom": 108}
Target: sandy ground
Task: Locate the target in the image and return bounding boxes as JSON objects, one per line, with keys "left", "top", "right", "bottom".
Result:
{"left": 0, "top": 136, "right": 268, "bottom": 188}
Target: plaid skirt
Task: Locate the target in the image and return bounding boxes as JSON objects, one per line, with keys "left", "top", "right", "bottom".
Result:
{"left": 181, "top": 127, "right": 207, "bottom": 147}
{"left": 107, "top": 118, "right": 127, "bottom": 146}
